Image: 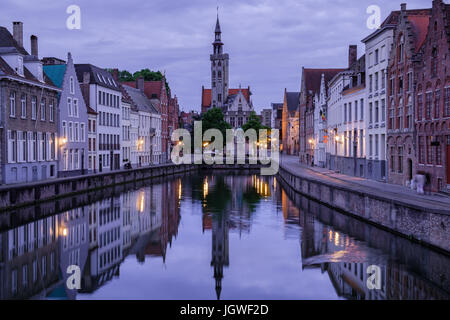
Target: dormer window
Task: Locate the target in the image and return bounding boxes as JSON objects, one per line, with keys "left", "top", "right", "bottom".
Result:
{"left": 17, "top": 56, "right": 24, "bottom": 76}
{"left": 37, "top": 65, "right": 43, "bottom": 82}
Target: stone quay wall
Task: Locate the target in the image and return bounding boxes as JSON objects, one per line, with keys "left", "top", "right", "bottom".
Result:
{"left": 0, "top": 163, "right": 196, "bottom": 212}
{"left": 278, "top": 164, "right": 450, "bottom": 254}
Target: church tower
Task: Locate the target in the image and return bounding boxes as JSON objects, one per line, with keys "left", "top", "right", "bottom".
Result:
{"left": 210, "top": 12, "right": 229, "bottom": 109}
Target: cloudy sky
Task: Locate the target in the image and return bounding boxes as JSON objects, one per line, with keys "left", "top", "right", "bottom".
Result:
{"left": 1, "top": 0, "right": 430, "bottom": 112}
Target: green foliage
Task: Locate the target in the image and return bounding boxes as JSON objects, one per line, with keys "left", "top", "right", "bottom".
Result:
{"left": 114, "top": 68, "right": 171, "bottom": 96}
{"left": 201, "top": 108, "right": 231, "bottom": 140}
{"left": 242, "top": 111, "right": 270, "bottom": 132}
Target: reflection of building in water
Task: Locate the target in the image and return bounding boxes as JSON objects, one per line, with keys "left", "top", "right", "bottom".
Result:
{"left": 211, "top": 212, "right": 229, "bottom": 300}
{"left": 81, "top": 196, "right": 123, "bottom": 293}
{"left": 289, "top": 191, "right": 449, "bottom": 300}
{"left": 0, "top": 216, "right": 60, "bottom": 299}
{"left": 56, "top": 207, "right": 89, "bottom": 299}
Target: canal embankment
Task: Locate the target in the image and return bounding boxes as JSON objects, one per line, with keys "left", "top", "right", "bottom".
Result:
{"left": 278, "top": 156, "right": 450, "bottom": 254}
{"left": 0, "top": 163, "right": 196, "bottom": 212}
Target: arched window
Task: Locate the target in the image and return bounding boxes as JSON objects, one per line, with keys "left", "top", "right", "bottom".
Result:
{"left": 398, "top": 34, "right": 404, "bottom": 62}
{"left": 431, "top": 47, "right": 438, "bottom": 77}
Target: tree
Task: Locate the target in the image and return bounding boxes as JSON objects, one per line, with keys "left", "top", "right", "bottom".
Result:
{"left": 114, "top": 68, "right": 171, "bottom": 96}
{"left": 242, "top": 111, "right": 270, "bottom": 132}
{"left": 201, "top": 108, "right": 231, "bottom": 143}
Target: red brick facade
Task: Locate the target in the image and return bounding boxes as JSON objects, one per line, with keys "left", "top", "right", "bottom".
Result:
{"left": 387, "top": 5, "right": 431, "bottom": 187}
{"left": 414, "top": 0, "right": 450, "bottom": 192}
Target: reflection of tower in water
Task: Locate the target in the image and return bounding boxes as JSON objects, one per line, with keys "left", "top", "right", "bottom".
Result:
{"left": 211, "top": 212, "right": 229, "bottom": 300}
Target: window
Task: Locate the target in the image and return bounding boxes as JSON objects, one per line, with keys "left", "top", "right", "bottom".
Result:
{"left": 390, "top": 147, "right": 395, "bottom": 172}
{"left": 436, "top": 139, "right": 442, "bottom": 165}
{"left": 389, "top": 103, "right": 395, "bottom": 129}
{"left": 21, "top": 94, "right": 26, "bottom": 118}
{"left": 22, "top": 265, "right": 28, "bottom": 288}
{"left": 69, "top": 122, "right": 73, "bottom": 142}
{"left": 10, "top": 91, "right": 16, "bottom": 117}
{"left": 360, "top": 99, "right": 364, "bottom": 120}
{"left": 369, "top": 75, "right": 373, "bottom": 93}
{"left": 381, "top": 70, "right": 386, "bottom": 89}
{"left": 419, "top": 136, "right": 425, "bottom": 164}
{"left": 431, "top": 48, "right": 438, "bottom": 77}
{"left": 375, "top": 135, "right": 379, "bottom": 157}
{"left": 70, "top": 77, "right": 75, "bottom": 94}
{"left": 407, "top": 72, "right": 413, "bottom": 92}
{"left": 73, "top": 99, "right": 79, "bottom": 117}
{"left": 398, "top": 76, "right": 403, "bottom": 95}
{"left": 375, "top": 72, "right": 379, "bottom": 91}
{"left": 398, "top": 98, "right": 403, "bottom": 130}
{"left": 369, "top": 103, "right": 373, "bottom": 124}
{"left": 398, "top": 147, "right": 403, "bottom": 173}
{"left": 375, "top": 49, "right": 379, "bottom": 64}
{"left": 417, "top": 94, "right": 423, "bottom": 120}
{"left": 62, "top": 121, "right": 67, "bottom": 138}
{"left": 381, "top": 99, "right": 386, "bottom": 122}
{"left": 49, "top": 100, "right": 54, "bottom": 122}
{"left": 67, "top": 98, "right": 72, "bottom": 117}
{"left": 355, "top": 100, "right": 358, "bottom": 121}
{"left": 8, "top": 131, "right": 17, "bottom": 163}
{"left": 349, "top": 102, "right": 352, "bottom": 122}
{"left": 427, "top": 136, "right": 432, "bottom": 164}
{"left": 344, "top": 103, "right": 347, "bottom": 122}
{"left": 446, "top": 88, "right": 450, "bottom": 117}
{"left": 406, "top": 96, "right": 413, "bottom": 129}
{"left": 74, "top": 123, "right": 79, "bottom": 142}
{"left": 31, "top": 96, "right": 37, "bottom": 120}
{"left": 434, "top": 89, "right": 441, "bottom": 118}
{"left": 398, "top": 35, "right": 404, "bottom": 62}
{"left": 375, "top": 101, "right": 379, "bottom": 123}
{"left": 426, "top": 92, "right": 432, "bottom": 119}
{"left": 40, "top": 98, "right": 46, "bottom": 121}
{"left": 80, "top": 123, "right": 85, "bottom": 142}
{"left": 369, "top": 135, "right": 373, "bottom": 157}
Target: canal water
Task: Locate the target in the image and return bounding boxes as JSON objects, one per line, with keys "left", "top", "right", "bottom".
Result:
{"left": 0, "top": 172, "right": 448, "bottom": 300}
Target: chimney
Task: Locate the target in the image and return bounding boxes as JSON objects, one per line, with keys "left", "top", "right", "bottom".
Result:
{"left": 136, "top": 76, "right": 145, "bottom": 92}
{"left": 348, "top": 45, "right": 357, "bottom": 69}
{"left": 13, "top": 22, "right": 23, "bottom": 48}
{"left": 111, "top": 68, "right": 119, "bottom": 81}
{"left": 30, "top": 35, "right": 38, "bottom": 57}
{"left": 83, "top": 72, "right": 90, "bottom": 85}
{"left": 401, "top": 3, "right": 406, "bottom": 11}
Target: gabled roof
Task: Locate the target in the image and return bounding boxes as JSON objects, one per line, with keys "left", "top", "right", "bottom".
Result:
{"left": 0, "top": 27, "right": 57, "bottom": 88}
{"left": 408, "top": 14, "right": 431, "bottom": 52}
{"left": 43, "top": 64, "right": 67, "bottom": 88}
{"left": 271, "top": 103, "right": 283, "bottom": 110}
{"left": 0, "top": 26, "right": 28, "bottom": 55}
{"left": 74, "top": 64, "right": 120, "bottom": 91}
{"left": 121, "top": 80, "right": 165, "bottom": 101}
{"left": 303, "top": 68, "right": 345, "bottom": 94}
{"left": 285, "top": 92, "right": 299, "bottom": 112}
{"left": 201, "top": 88, "right": 251, "bottom": 108}
{"left": 122, "top": 84, "right": 159, "bottom": 114}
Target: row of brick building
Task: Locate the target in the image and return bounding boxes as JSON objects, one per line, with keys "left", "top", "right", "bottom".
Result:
{"left": 276, "top": 0, "right": 449, "bottom": 193}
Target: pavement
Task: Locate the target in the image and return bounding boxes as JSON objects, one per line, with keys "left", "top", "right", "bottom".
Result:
{"left": 279, "top": 155, "right": 450, "bottom": 213}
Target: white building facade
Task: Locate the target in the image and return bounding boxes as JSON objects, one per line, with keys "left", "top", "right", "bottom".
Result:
{"left": 75, "top": 64, "right": 122, "bottom": 172}
{"left": 361, "top": 21, "right": 394, "bottom": 181}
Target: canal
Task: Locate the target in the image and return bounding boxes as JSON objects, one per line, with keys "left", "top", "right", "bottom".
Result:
{"left": 0, "top": 171, "right": 448, "bottom": 300}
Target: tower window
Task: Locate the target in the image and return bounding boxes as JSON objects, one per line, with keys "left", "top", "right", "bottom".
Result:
{"left": 218, "top": 94, "right": 222, "bottom": 102}
{"left": 218, "top": 71, "right": 222, "bottom": 78}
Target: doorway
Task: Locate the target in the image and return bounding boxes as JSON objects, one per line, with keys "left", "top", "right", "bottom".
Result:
{"left": 408, "top": 158, "right": 413, "bottom": 181}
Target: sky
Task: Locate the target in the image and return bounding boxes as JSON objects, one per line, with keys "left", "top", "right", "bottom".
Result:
{"left": 0, "top": 0, "right": 431, "bottom": 113}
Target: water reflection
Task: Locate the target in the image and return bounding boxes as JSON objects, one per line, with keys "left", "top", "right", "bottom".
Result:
{"left": 0, "top": 172, "right": 448, "bottom": 300}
